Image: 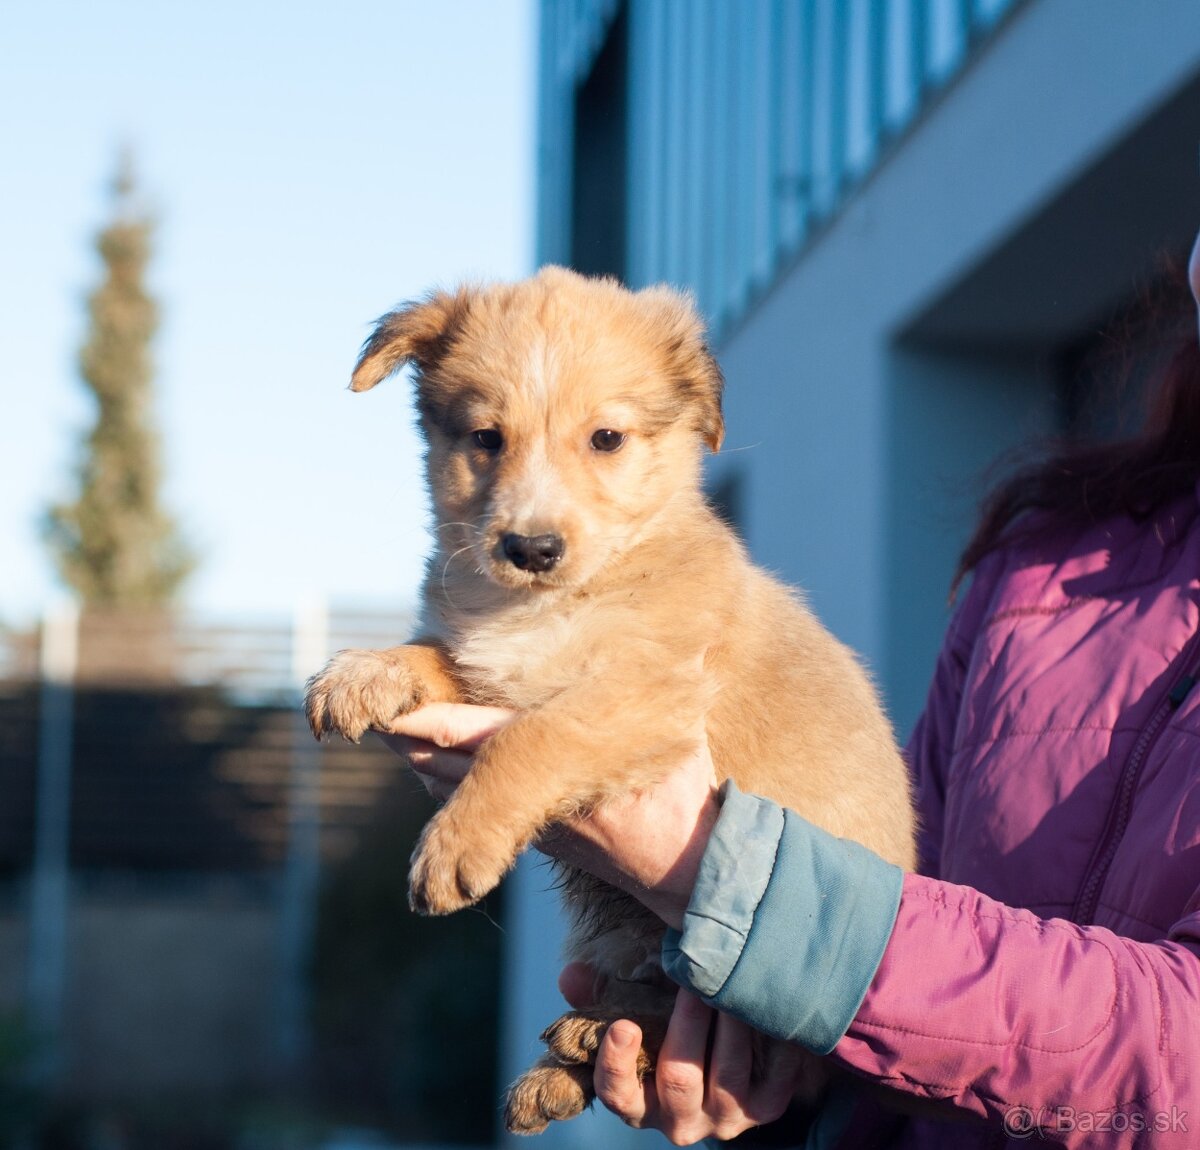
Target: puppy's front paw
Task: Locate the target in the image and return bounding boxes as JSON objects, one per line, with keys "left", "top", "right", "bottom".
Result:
{"left": 304, "top": 648, "right": 428, "bottom": 742}
{"left": 408, "top": 809, "right": 515, "bottom": 915}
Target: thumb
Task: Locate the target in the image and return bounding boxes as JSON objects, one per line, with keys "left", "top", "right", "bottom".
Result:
{"left": 557, "top": 962, "right": 602, "bottom": 1009}
{"left": 384, "top": 702, "right": 515, "bottom": 749}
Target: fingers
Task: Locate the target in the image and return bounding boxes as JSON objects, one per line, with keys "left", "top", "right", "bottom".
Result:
{"left": 382, "top": 702, "right": 515, "bottom": 749}
{"left": 374, "top": 703, "right": 514, "bottom": 802}
{"left": 593, "top": 1020, "right": 651, "bottom": 1128}
{"left": 588, "top": 989, "right": 716, "bottom": 1141}
{"left": 557, "top": 962, "right": 600, "bottom": 1011}
{"left": 652, "top": 990, "right": 715, "bottom": 1144}
{"left": 707, "top": 1013, "right": 799, "bottom": 1136}
{"left": 591, "top": 989, "right": 793, "bottom": 1145}
{"left": 707, "top": 1010, "right": 756, "bottom": 1121}
{"left": 741, "top": 1038, "right": 806, "bottom": 1127}
{"left": 375, "top": 732, "right": 474, "bottom": 795}
{"left": 656, "top": 989, "right": 711, "bottom": 1099}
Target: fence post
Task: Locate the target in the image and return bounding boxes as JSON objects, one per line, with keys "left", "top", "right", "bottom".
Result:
{"left": 277, "top": 597, "right": 328, "bottom": 1071}
{"left": 27, "top": 603, "right": 79, "bottom": 1084}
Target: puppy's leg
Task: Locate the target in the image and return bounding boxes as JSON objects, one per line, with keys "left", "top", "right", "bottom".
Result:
{"left": 304, "top": 641, "right": 462, "bottom": 742}
{"left": 503, "top": 1056, "right": 595, "bottom": 1135}
{"left": 408, "top": 663, "right": 705, "bottom": 915}
{"left": 506, "top": 1000, "right": 672, "bottom": 1134}
{"left": 541, "top": 1001, "right": 670, "bottom": 1068}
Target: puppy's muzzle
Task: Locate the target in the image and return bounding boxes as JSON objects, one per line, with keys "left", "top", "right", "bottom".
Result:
{"left": 502, "top": 533, "right": 565, "bottom": 573}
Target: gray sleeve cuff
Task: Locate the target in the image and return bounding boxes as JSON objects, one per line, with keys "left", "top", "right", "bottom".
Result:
{"left": 663, "top": 780, "right": 904, "bottom": 1056}
{"left": 661, "top": 779, "right": 784, "bottom": 997}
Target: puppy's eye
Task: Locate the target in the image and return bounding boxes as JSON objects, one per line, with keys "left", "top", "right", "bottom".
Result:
{"left": 590, "top": 429, "right": 626, "bottom": 453}
{"left": 472, "top": 428, "right": 503, "bottom": 452}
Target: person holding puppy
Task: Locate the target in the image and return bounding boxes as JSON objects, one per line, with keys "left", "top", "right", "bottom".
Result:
{"left": 386, "top": 244, "right": 1200, "bottom": 1148}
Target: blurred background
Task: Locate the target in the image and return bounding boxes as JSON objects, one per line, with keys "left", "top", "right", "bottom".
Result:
{"left": 3, "top": 1, "right": 1200, "bottom": 1147}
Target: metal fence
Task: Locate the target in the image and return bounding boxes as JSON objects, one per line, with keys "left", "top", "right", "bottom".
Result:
{"left": 0, "top": 602, "right": 416, "bottom": 1089}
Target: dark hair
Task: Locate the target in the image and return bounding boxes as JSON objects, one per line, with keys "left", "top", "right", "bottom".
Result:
{"left": 953, "top": 266, "right": 1200, "bottom": 594}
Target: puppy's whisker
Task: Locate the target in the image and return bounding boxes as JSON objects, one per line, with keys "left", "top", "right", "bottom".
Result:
{"left": 441, "top": 543, "right": 477, "bottom": 569}
{"left": 467, "top": 902, "right": 505, "bottom": 933}
{"left": 440, "top": 542, "right": 478, "bottom": 608}
{"left": 434, "top": 520, "right": 484, "bottom": 536}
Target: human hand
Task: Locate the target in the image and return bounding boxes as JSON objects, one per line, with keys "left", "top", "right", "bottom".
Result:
{"left": 558, "top": 962, "right": 803, "bottom": 1145}
{"left": 376, "top": 702, "right": 516, "bottom": 800}
{"left": 379, "top": 703, "right": 720, "bottom": 928}
{"left": 537, "top": 736, "right": 720, "bottom": 929}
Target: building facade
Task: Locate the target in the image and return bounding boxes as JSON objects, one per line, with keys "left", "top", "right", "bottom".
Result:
{"left": 502, "top": 3, "right": 1200, "bottom": 1145}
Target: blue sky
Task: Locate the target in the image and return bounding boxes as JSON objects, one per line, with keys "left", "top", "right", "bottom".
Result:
{"left": 0, "top": 0, "right": 535, "bottom": 627}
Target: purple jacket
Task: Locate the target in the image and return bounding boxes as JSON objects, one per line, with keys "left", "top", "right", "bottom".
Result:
{"left": 834, "top": 483, "right": 1200, "bottom": 1147}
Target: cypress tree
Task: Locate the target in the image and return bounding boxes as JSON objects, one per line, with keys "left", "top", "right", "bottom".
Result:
{"left": 44, "top": 154, "right": 193, "bottom": 607}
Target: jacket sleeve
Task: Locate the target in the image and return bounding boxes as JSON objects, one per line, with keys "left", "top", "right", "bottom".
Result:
{"left": 842, "top": 555, "right": 1200, "bottom": 1142}
{"left": 662, "top": 782, "right": 904, "bottom": 1055}
{"left": 835, "top": 877, "right": 1200, "bottom": 1145}
{"left": 663, "top": 787, "right": 1200, "bottom": 1148}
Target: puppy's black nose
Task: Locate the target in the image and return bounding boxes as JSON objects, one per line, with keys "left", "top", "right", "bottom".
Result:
{"left": 502, "top": 533, "right": 564, "bottom": 572}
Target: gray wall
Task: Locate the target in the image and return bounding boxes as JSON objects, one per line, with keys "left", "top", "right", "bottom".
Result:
{"left": 715, "top": 0, "right": 1200, "bottom": 733}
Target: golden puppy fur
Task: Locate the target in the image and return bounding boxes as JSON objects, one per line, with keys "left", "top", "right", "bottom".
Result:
{"left": 305, "top": 266, "right": 916, "bottom": 1133}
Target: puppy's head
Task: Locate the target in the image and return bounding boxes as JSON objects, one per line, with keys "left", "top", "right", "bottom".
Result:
{"left": 351, "top": 266, "right": 724, "bottom": 591}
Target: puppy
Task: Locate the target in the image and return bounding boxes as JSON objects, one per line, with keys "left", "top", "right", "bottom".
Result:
{"left": 305, "top": 267, "right": 916, "bottom": 1133}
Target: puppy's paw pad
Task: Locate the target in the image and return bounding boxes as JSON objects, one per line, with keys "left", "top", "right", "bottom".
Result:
{"left": 504, "top": 1064, "right": 591, "bottom": 1135}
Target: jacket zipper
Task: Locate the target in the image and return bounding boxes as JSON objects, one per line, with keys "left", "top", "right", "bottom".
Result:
{"left": 1069, "top": 639, "right": 1200, "bottom": 927}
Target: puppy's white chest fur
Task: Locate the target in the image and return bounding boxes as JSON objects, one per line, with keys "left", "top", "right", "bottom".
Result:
{"left": 446, "top": 595, "right": 599, "bottom": 710}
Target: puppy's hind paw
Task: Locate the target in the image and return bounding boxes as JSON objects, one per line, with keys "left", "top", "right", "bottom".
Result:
{"left": 541, "top": 1011, "right": 610, "bottom": 1065}
{"left": 504, "top": 1060, "right": 593, "bottom": 1135}
{"left": 542, "top": 1009, "right": 659, "bottom": 1076}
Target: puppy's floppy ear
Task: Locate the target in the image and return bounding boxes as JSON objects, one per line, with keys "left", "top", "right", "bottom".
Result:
{"left": 638, "top": 285, "right": 725, "bottom": 452}
{"left": 350, "top": 288, "right": 472, "bottom": 392}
